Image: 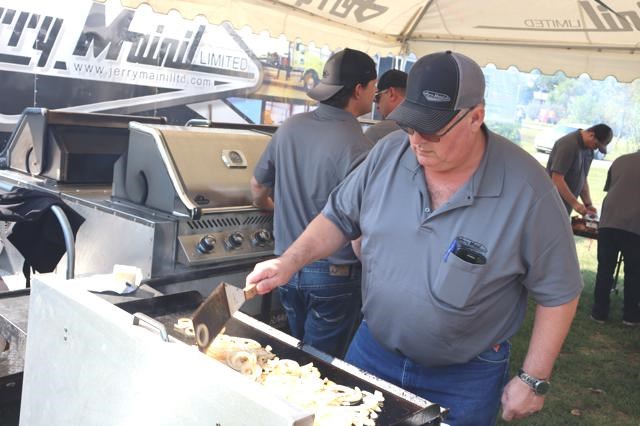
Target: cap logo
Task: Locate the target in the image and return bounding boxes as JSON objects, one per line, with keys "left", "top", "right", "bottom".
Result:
{"left": 422, "top": 90, "right": 450, "bottom": 103}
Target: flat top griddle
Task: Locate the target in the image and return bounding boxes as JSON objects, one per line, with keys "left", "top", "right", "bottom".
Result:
{"left": 116, "top": 292, "right": 446, "bottom": 426}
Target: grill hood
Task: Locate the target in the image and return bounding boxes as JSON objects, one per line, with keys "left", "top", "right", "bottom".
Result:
{"left": 113, "top": 123, "right": 271, "bottom": 219}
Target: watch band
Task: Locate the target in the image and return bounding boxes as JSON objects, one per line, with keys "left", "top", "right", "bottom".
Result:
{"left": 517, "top": 369, "right": 551, "bottom": 395}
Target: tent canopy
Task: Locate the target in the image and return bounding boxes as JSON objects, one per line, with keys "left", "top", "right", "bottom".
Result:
{"left": 122, "top": 0, "right": 640, "bottom": 82}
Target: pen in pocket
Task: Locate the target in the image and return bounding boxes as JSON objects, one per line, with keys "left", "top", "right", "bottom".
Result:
{"left": 444, "top": 238, "right": 457, "bottom": 262}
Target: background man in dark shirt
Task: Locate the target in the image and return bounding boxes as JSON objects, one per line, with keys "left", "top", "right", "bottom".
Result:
{"left": 546, "top": 123, "right": 613, "bottom": 215}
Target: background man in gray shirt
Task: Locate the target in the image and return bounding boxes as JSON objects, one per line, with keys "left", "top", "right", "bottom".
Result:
{"left": 364, "top": 69, "right": 407, "bottom": 144}
{"left": 546, "top": 123, "right": 612, "bottom": 215}
{"left": 250, "top": 48, "right": 376, "bottom": 357}
{"left": 591, "top": 151, "right": 640, "bottom": 326}
{"left": 247, "top": 51, "right": 582, "bottom": 425}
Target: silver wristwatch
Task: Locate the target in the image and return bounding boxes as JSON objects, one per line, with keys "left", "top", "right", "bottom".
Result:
{"left": 517, "top": 369, "right": 550, "bottom": 395}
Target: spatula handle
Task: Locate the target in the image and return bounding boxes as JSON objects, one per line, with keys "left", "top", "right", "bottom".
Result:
{"left": 243, "top": 283, "right": 258, "bottom": 300}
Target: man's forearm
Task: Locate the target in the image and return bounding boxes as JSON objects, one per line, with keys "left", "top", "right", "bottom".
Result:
{"left": 551, "top": 173, "right": 579, "bottom": 209}
{"left": 579, "top": 181, "right": 592, "bottom": 207}
{"left": 250, "top": 176, "right": 274, "bottom": 210}
{"left": 280, "top": 214, "right": 349, "bottom": 270}
{"left": 521, "top": 297, "right": 579, "bottom": 379}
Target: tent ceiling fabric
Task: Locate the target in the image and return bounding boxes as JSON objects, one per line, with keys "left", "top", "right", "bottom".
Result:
{"left": 123, "top": 0, "right": 640, "bottom": 82}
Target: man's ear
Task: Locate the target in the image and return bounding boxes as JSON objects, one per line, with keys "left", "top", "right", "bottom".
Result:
{"left": 387, "top": 87, "right": 398, "bottom": 100}
{"left": 353, "top": 83, "right": 364, "bottom": 100}
{"left": 469, "top": 105, "right": 485, "bottom": 131}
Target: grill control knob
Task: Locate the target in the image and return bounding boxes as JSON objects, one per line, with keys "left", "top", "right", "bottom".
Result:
{"left": 196, "top": 235, "right": 216, "bottom": 254}
{"left": 226, "top": 232, "right": 244, "bottom": 249}
{"left": 252, "top": 229, "right": 273, "bottom": 246}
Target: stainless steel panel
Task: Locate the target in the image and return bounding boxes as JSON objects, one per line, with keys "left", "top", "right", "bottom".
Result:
{"left": 176, "top": 210, "right": 274, "bottom": 267}
{"left": 0, "top": 222, "right": 26, "bottom": 276}
{"left": 177, "top": 231, "right": 273, "bottom": 266}
{"left": 64, "top": 201, "right": 162, "bottom": 279}
{"left": 121, "top": 124, "right": 271, "bottom": 217}
{"left": 21, "top": 276, "right": 313, "bottom": 426}
{"left": 0, "top": 290, "right": 29, "bottom": 379}
{"left": 149, "top": 125, "right": 270, "bottom": 208}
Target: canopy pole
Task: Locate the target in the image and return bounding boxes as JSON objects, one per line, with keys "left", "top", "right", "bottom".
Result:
{"left": 399, "top": 0, "right": 434, "bottom": 56}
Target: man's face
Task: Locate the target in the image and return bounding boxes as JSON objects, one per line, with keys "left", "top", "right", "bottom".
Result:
{"left": 583, "top": 130, "right": 607, "bottom": 153}
{"left": 375, "top": 87, "right": 404, "bottom": 119}
{"left": 407, "top": 105, "right": 484, "bottom": 172}
{"left": 359, "top": 79, "right": 377, "bottom": 115}
{"left": 375, "top": 88, "right": 392, "bottom": 118}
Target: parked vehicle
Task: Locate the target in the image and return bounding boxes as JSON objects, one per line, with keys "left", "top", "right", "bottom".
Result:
{"left": 258, "top": 42, "right": 327, "bottom": 91}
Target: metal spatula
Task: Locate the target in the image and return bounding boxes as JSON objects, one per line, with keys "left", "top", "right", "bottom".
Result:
{"left": 191, "top": 282, "right": 258, "bottom": 351}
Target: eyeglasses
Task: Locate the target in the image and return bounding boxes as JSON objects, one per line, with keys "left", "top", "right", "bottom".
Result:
{"left": 373, "top": 89, "right": 388, "bottom": 104}
{"left": 400, "top": 108, "right": 473, "bottom": 142}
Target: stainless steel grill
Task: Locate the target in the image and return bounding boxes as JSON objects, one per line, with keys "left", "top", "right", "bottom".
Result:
{"left": 0, "top": 109, "right": 275, "bottom": 281}
{"left": 111, "top": 122, "right": 275, "bottom": 270}
{"left": 0, "top": 109, "right": 282, "bottom": 413}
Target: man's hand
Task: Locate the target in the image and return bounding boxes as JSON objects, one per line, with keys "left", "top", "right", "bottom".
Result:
{"left": 501, "top": 376, "right": 545, "bottom": 421}
{"left": 246, "top": 257, "right": 297, "bottom": 294}
{"left": 572, "top": 201, "right": 588, "bottom": 216}
{"left": 246, "top": 214, "right": 349, "bottom": 294}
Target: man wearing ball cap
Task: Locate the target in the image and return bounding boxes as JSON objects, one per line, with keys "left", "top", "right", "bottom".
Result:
{"left": 248, "top": 51, "right": 581, "bottom": 425}
{"left": 251, "top": 48, "right": 376, "bottom": 358}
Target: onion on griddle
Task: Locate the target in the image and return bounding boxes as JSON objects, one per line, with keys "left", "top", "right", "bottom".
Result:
{"left": 203, "top": 333, "right": 384, "bottom": 426}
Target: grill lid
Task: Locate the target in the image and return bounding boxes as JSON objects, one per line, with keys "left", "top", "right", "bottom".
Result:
{"left": 1, "top": 108, "right": 165, "bottom": 184}
{"left": 113, "top": 123, "right": 271, "bottom": 219}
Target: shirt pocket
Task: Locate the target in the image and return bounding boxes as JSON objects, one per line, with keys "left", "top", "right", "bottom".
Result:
{"left": 431, "top": 255, "right": 486, "bottom": 308}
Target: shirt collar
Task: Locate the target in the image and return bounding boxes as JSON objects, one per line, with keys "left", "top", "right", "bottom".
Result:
{"left": 398, "top": 124, "right": 504, "bottom": 198}
{"left": 471, "top": 125, "right": 504, "bottom": 198}
{"left": 314, "top": 103, "right": 357, "bottom": 121}
{"left": 577, "top": 129, "right": 589, "bottom": 149}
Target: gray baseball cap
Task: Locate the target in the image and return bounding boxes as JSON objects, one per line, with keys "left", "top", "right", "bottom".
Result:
{"left": 308, "top": 48, "right": 376, "bottom": 102}
{"left": 388, "top": 51, "right": 485, "bottom": 134}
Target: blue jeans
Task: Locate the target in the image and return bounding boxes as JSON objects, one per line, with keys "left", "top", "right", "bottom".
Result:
{"left": 345, "top": 322, "right": 510, "bottom": 426}
{"left": 278, "top": 260, "right": 361, "bottom": 358}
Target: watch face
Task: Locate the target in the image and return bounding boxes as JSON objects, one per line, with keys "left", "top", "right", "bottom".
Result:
{"left": 535, "top": 381, "right": 550, "bottom": 395}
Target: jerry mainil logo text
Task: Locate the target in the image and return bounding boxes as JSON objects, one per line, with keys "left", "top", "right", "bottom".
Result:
{"left": 0, "top": 0, "right": 261, "bottom": 91}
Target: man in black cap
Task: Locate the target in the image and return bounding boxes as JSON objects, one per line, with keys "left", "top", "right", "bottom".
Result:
{"left": 364, "top": 69, "right": 407, "bottom": 143}
{"left": 546, "top": 123, "right": 613, "bottom": 216}
{"left": 250, "top": 48, "right": 376, "bottom": 358}
{"left": 247, "top": 50, "right": 582, "bottom": 425}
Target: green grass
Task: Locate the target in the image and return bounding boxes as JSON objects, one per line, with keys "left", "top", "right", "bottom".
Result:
{"left": 496, "top": 238, "right": 640, "bottom": 426}
{"left": 494, "top": 140, "right": 640, "bottom": 425}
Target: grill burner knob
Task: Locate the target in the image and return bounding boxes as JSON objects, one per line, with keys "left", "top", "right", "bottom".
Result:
{"left": 226, "top": 232, "right": 244, "bottom": 249}
{"left": 196, "top": 235, "right": 216, "bottom": 254}
{"left": 253, "top": 229, "right": 273, "bottom": 246}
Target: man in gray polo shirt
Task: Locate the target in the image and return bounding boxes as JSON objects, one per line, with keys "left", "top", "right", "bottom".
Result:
{"left": 364, "top": 69, "right": 407, "bottom": 143}
{"left": 591, "top": 151, "right": 640, "bottom": 326}
{"left": 247, "top": 51, "right": 582, "bottom": 425}
{"left": 546, "top": 123, "right": 612, "bottom": 215}
{"left": 250, "top": 48, "right": 376, "bottom": 358}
